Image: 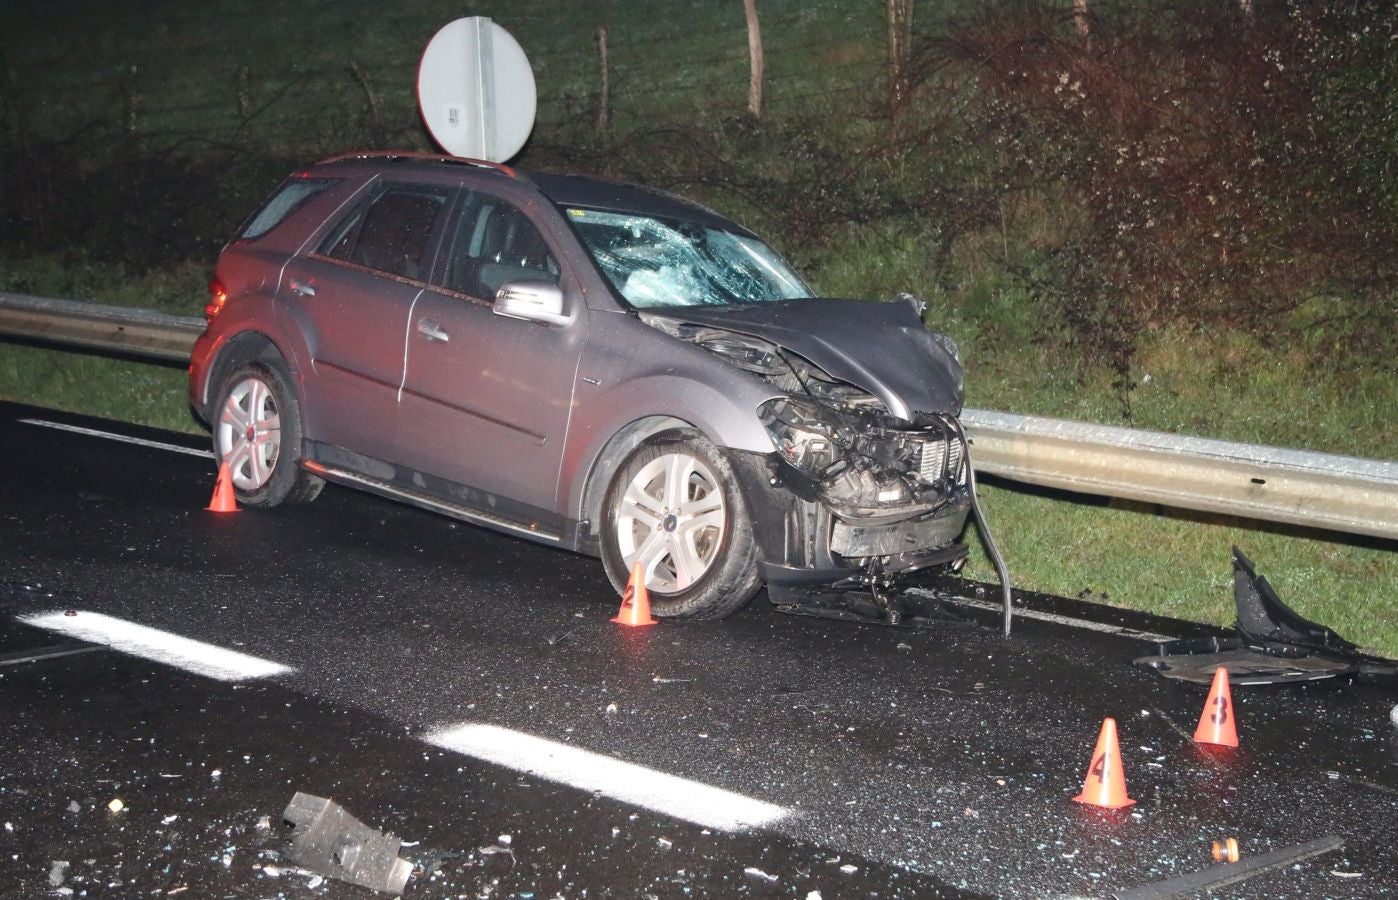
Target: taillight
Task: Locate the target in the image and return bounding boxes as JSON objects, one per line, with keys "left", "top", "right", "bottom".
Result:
{"left": 205, "top": 279, "right": 228, "bottom": 322}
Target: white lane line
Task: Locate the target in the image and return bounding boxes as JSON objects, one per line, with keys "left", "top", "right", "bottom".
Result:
{"left": 425, "top": 723, "right": 791, "bottom": 832}
{"left": 19, "top": 418, "right": 212, "bottom": 459}
{"left": 19, "top": 611, "right": 292, "bottom": 682}
{"left": 922, "top": 590, "right": 1173, "bottom": 643}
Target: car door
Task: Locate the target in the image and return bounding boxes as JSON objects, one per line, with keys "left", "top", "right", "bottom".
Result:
{"left": 282, "top": 181, "right": 453, "bottom": 463}
{"left": 396, "top": 189, "right": 588, "bottom": 520}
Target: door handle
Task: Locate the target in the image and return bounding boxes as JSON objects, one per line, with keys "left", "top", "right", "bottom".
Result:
{"left": 289, "top": 280, "right": 316, "bottom": 297}
{"left": 416, "top": 318, "right": 450, "bottom": 342}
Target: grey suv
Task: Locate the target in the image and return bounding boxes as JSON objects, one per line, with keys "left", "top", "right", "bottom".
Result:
{"left": 189, "top": 152, "right": 972, "bottom": 619}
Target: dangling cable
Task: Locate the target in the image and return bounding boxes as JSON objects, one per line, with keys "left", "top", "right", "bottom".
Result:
{"left": 950, "top": 417, "right": 1013, "bottom": 636}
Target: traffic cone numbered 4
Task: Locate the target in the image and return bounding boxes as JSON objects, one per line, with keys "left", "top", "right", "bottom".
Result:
{"left": 206, "top": 462, "right": 239, "bottom": 513}
{"left": 1194, "top": 665, "right": 1239, "bottom": 747}
{"left": 611, "top": 562, "right": 657, "bottom": 627}
{"left": 1073, "top": 717, "right": 1135, "bottom": 809}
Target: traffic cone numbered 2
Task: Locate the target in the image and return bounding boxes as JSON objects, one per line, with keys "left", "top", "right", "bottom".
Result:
{"left": 1194, "top": 665, "right": 1239, "bottom": 747}
{"left": 611, "top": 562, "right": 657, "bottom": 627}
{"left": 206, "top": 462, "right": 239, "bottom": 513}
{"left": 1073, "top": 717, "right": 1135, "bottom": 809}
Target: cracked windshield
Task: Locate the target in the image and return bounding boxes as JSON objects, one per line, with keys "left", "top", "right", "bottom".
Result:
{"left": 566, "top": 208, "right": 811, "bottom": 308}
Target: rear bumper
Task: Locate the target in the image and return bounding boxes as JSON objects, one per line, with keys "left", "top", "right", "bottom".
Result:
{"left": 187, "top": 331, "right": 217, "bottom": 422}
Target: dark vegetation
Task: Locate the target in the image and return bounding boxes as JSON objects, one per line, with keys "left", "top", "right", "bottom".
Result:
{"left": 3, "top": 0, "right": 1393, "bottom": 377}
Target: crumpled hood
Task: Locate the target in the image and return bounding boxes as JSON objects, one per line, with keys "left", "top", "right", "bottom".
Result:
{"left": 648, "top": 299, "right": 964, "bottom": 420}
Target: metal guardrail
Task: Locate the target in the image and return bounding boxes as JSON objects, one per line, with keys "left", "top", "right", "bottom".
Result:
{"left": 0, "top": 292, "right": 203, "bottom": 362}
{"left": 3, "top": 290, "right": 1396, "bottom": 540}
{"left": 959, "top": 411, "right": 1398, "bottom": 541}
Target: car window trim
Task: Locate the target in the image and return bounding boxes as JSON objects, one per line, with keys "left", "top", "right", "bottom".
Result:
{"left": 305, "top": 179, "right": 461, "bottom": 285}
{"left": 430, "top": 188, "right": 573, "bottom": 308}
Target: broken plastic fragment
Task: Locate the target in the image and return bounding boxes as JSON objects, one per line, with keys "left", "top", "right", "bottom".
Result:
{"left": 744, "top": 866, "right": 778, "bottom": 883}
{"left": 839, "top": 863, "right": 859, "bottom": 874}
{"left": 1134, "top": 548, "right": 1398, "bottom": 685}
{"left": 281, "top": 792, "right": 413, "bottom": 894}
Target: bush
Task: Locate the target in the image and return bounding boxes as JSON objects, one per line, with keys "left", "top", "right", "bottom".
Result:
{"left": 927, "top": 0, "right": 1397, "bottom": 370}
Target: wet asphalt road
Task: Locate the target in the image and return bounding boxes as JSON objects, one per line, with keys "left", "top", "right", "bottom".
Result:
{"left": 1, "top": 400, "right": 1395, "bottom": 899}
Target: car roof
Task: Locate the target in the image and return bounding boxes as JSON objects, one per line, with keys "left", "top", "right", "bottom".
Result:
{"left": 525, "top": 171, "right": 756, "bottom": 237}
{"left": 309, "top": 151, "right": 755, "bottom": 238}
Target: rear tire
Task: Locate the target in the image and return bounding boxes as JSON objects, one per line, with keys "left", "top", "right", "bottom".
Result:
{"left": 211, "top": 360, "right": 323, "bottom": 508}
{"left": 600, "top": 429, "right": 761, "bottom": 619}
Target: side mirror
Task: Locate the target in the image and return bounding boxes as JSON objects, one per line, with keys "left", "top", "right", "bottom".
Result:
{"left": 493, "top": 280, "right": 569, "bottom": 326}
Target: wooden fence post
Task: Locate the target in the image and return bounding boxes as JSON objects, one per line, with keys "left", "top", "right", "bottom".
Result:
{"left": 596, "top": 24, "right": 610, "bottom": 132}
{"left": 886, "top": 0, "right": 913, "bottom": 119}
{"left": 744, "top": 0, "right": 764, "bottom": 117}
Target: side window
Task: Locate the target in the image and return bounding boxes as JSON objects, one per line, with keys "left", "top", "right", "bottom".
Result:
{"left": 319, "top": 185, "right": 450, "bottom": 281}
{"left": 238, "top": 178, "right": 338, "bottom": 240}
{"left": 441, "top": 192, "right": 560, "bottom": 299}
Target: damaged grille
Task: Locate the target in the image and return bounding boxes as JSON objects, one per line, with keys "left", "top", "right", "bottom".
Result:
{"left": 917, "top": 436, "right": 966, "bottom": 485}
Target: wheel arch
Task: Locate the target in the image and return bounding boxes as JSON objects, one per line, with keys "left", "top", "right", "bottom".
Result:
{"left": 576, "top": 415, "right": 696, "bottom": 551}
{"left": 201, "top": 332, "right": 296, "bottom": 421}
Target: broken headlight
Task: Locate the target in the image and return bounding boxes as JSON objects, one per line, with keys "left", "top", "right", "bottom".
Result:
{"left": 759, "top": 397, "right": 937, "bottom": 520}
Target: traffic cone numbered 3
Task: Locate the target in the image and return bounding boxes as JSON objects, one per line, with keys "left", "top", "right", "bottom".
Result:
{"left": 611, "top": 562, "right": 657, "bottom": 627}
{"left": 1073, "top": 717, "right": 1135, "bottom": 809}
{"left": 1194, "top": 665, "right": 1239, "bottom": 747}
{"left": 206, "top": 462, "right": 239, "bottom": 513}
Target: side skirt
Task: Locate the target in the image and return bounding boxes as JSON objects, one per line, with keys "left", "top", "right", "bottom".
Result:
{"left": 300, "top": 441, "right": 591, "bottom": 553}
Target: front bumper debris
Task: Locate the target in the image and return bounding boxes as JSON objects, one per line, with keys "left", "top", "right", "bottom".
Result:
{"left": 1134, "top": 547, "right": 1396, "bottom": 685}
{"left": 830, "top": 499, "right": 970, "bottom": 556}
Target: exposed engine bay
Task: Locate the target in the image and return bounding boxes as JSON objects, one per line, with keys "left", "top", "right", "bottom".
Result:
{"left": 648, "top": 317, "right": 970, "bottom": 519}
{"left": 642, "top": 309, "right": 1015, "bottom": 632}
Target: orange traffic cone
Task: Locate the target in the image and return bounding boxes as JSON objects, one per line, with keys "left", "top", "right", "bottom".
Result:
{"left": 206, "top": 462, "right": 239, "bottom": 513}
{"left": 611, "top": 562, "right": 657, "bottom": 626}
{"left": 1073, "top": 717, "right": 1135, "bottom": 808}
{"left": 1194, "top": 666, "right": 1239, "bottom": 747}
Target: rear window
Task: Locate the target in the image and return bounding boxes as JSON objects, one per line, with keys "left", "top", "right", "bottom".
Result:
{"left": 238, "top": 178, "right": 338, "bottom": 240}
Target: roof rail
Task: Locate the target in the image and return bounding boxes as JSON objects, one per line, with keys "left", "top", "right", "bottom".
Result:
{"left": 315, "top": 150, "right": 517, "bottom": 179}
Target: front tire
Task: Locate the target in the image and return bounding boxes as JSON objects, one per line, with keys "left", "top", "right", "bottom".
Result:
{"left": 212, "top": 360, "right": 323, "bottom": 508}
{"left": 600, "top": 429, "right": 761, "bottom": 619}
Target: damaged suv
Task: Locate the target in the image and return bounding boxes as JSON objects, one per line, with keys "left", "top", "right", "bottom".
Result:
{"left": 189, "top": 152, "right": 973, "bottom": 619}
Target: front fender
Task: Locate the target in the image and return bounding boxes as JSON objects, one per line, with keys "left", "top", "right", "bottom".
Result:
{"left": 559, "top": 373, "right": 776, "bottom": 525}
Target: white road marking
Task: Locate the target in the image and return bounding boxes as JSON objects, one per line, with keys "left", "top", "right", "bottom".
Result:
{"left": 19, "top": 611, "right": 292, "bottom": 681}
{"left": 19, "top": 418, "right": 212, "bottom": 459}
{"left": 920, "top": 590, "right": 1174, "bottom": 643}
{"left": 425, "top": 723, "right": 791, "bottom": 831}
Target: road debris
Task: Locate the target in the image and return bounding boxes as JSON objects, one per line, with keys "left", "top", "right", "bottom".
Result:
{"left": 744, "top": 865, "right": 779, "bottom": 883}
{"left": 1135, "top": 548, "right": 1397, "bottom": 685}
{"left": 106, "top": 798, "right": 124, "bottom": 813}
{"left": 1113, "top": 834, "right": 1344, "bottom": 900}
{"left": 1211, "top": 837, "right": 1240, "bottom": 863}
{"left": 281, "top": 792, "right": 413, "bottom": 894}
{"left": 47, "top": 860, "right": 69, "bottom": 887}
